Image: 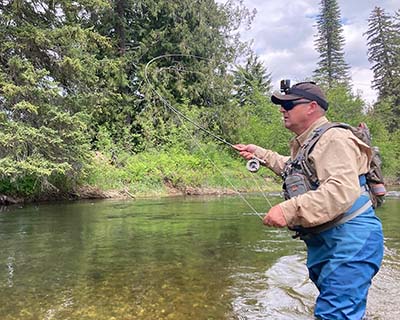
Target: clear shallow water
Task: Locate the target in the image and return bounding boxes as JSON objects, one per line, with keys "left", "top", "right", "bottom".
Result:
{"left": 0, "top": 195, "right": 399, "bottom": 320}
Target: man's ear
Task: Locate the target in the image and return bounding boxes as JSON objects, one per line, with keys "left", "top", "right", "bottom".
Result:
{"left": 307, "top": 101, "right": 319, "bottom": 115}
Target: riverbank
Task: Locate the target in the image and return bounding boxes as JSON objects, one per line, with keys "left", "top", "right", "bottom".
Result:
{"left": 2, "top": 181, "right": 400, "bottom": 207}
{"left": 1, "top": 148, "right": 398, "bottom": 206}
{"left": 0, "top": 178, "right": 282, "bottom": 206}
{"left": 0, "top": 185, "right": 280, "bottom": 205}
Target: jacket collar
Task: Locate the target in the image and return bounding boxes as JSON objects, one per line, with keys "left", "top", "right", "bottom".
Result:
{"left": 290, "top": 116, "right": 329, "bottom": 157}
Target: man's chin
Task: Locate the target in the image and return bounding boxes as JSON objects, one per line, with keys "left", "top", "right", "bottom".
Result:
{"left": 283, "top": 120, "right": 291, "bottom": 129}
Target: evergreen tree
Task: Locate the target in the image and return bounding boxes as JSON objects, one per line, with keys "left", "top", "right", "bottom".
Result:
{"left": 392, "top": 9, "right": 400, "bottom": 102}
{"left": 0, "top": 0, "right": 115, "bottom": 196}
{"left": 92, "top": 0, "right": 255, "bottom": 150}
{"left": 365, "top": 7, "right": 398, "bottom": 98}
{"left": 313, "top": 0, "right": 350, "bottom": 88}
{"left": 365, "top": 7, "right": 400, "bottom": 131}
{"left": 393, "top": 10, "right": 400, "bottom": 57}
{"left": 233, "top": 53, "right": 272, "bottom": 106}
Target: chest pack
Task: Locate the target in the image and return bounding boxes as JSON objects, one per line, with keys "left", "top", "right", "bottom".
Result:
{"left": 282, "top": 122, "right": 386, "bottom": 208}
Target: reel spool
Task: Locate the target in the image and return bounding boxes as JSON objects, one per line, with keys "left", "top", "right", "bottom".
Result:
{"left": 246, "top": 158, "right": 261, "bottom": 173}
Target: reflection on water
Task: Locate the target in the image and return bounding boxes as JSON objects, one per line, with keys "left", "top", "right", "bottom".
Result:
{"left": 230, "top": 254, "right": 318, "bottom": 320}
{"left": 0, "top": 196, "right": 399, "bottom": 320}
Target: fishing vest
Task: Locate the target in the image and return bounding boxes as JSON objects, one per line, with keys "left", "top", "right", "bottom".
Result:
{"left": 282, "top": 122, "right": 384, "bottom": 237}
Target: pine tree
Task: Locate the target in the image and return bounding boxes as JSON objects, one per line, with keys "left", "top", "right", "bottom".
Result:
{"left": 365, "top": 7, "right": 398, "bottom": 98}
{"left": 92, "top": 0, "right": 255, "bottom": 150}
{"left": 233, "top": 53, "right": 272, "bottom": 106}
{"left": 392, "top": 9, "right": 400, "bottom": 100}
{"left": 313, "top": 0, "right": 350, "bottom": 88}
{"left": 365, "top": 7, "right": 400, "bottom": 131}
{"left": 0, "top": 0, "right": 115, "bottom": 196}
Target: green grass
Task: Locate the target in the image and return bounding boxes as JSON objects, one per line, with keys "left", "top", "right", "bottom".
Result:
{"left": 85, "top": 146, "right": 281, "bottom": 198}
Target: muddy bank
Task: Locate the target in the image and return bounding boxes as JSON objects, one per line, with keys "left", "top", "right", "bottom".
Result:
{"left": 2, "top": 181, "right": 399, "bottom": 206}
{"left": 0, "top": 184, "right": 243, "bottom": 206}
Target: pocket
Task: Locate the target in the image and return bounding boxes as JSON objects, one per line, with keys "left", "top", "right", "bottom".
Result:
{"left": 284, "top": 173, "right": 312, "bottom": 198}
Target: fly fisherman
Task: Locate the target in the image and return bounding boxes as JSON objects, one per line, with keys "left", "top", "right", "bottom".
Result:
{"left": 234, "top": 81, "right": 384, "bottom": 320}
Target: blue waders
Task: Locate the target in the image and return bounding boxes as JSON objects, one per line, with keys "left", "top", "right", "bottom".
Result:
{"left": 304, "top": 177, "right": 384, "bottom": 319}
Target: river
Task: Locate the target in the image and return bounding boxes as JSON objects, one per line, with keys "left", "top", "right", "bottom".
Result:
{"left": 0, "top": 194, "right": 399, "bottom": 320}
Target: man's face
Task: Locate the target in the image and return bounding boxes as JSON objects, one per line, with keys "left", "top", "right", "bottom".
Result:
{"left": 279, "top": 100, "right": 311, "bottom": 135}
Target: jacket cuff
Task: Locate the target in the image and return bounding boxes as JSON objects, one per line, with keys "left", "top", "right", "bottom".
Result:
{"left": 279, "top": 199, "right": 298, "bottom": 227}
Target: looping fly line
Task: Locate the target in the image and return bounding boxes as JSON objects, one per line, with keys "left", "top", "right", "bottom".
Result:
{"left": 144, "top": 54, "right": 274, "bottom": 218}
{"left": 144, "top": 54, "right": 235, "bottom": 148}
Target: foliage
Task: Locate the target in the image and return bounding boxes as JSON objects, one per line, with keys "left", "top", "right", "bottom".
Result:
{"left": 234, "top": 88, "right": 292, "bottom": 157}
{"left": 365, "top": 8, "right": 399, "bottom": 98}
{"left": 313, "top": 0, "right": 350, "bottom": 88}
{"left": 325, "top": 85, "right": 364, "bottom": 124}
{"left": 369, "top": 97, "right": 398, "bottom": 133}
{"left": 363, "top": 115, "right": 400, "bottom": 180}
{"left": 87, "top": 145, "right": 278, "bottom": 197}
{"left": 233, "top": 52, "right": 272, "bottom": 106}
{"left": 365, "top": 7, "right": 400, "bottom": 133}
{"left": 231, "top": 50, "right": 289, "bottom": 156}
{"left": 0, "top": 56, "right": 91, "bottom": 196}
{"left": 0, "top": 0, "right": 257, "bottom": 198}
{"left": 325, "top": 85, "right": 400, "bottom": 178}
{"left": 90, "top": 0, "right": 255, "bottom": 152}
{"left": 0, "top": 0, "right": 399, "bottom": 200}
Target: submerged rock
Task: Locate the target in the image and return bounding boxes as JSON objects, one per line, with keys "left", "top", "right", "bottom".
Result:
{"left": 0, "top": 194, "right": 18, "bottom": 205}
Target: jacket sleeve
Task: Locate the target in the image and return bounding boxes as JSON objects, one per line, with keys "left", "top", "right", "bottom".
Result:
{"left": 254, "top": 147, "right": 290, "bottom": 176}
{"left": 279, "top": 128, "right": 371, "bottom": 228}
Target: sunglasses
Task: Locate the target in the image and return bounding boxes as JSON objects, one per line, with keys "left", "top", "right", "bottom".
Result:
{"left": 281, "top": 100, "right": 311, "bottom": 111}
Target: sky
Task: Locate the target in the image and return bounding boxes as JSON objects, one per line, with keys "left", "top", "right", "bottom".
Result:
{"left": 222, "top": 0, "right": 399, "bottom": 105}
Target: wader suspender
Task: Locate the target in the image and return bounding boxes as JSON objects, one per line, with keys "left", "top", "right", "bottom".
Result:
{"left": 290, "top": 123, "right": 373, "bottom": 238}
{"left": 298, "top": 122, "right": 352, "bottom": 185}
{"left": 282, "top": 123, "right": 345, "bottom": 196}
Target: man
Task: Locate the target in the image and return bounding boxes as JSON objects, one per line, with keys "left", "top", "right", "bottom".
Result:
{"left": 234, "top": 81, "right": 384, "bottom": 320}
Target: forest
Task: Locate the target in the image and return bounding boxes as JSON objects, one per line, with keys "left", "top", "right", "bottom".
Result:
{"left": 0, "top": 0, "right": 399, "bottom": 202}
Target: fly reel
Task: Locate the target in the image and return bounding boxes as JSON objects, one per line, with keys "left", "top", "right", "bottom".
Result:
{"left": 246, "top": 157, "right": 265, "bottom": 173}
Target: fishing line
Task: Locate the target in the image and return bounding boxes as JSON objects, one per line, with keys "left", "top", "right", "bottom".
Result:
{"left": 144, "top": 54, "right": 274, "bottom": 218}
{"left": 144, "top": 54, "right": 235, "bottom": 148}
{"left": 144, "top": 54, "right": 273, "bottom": 214}
{"left": 181, "top": 127, "right": 264, "bottom": 219}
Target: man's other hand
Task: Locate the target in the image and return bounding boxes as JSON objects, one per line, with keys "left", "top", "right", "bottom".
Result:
{"left": 263, "top": 205, "right": 287, "bottom": 228}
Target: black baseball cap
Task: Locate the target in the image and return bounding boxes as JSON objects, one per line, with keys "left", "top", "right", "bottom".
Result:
{"left": 271, "top": 81, "right": 329, "bottom": 110}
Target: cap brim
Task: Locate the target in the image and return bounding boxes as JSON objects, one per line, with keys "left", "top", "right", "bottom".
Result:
{"left": 271, "top": 91, "right": 302, "bottom": 105}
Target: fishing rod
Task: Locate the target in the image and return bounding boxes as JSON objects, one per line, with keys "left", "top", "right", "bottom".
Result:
{"left": 143, "top": 54, "right": 274, "bottom": 218}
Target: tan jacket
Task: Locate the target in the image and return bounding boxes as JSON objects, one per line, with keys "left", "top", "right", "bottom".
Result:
{"left": 254, "top": 116, "right": 372, "bottom": 228}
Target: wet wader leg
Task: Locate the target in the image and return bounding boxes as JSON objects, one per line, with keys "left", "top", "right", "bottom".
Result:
{"left": 311, "top": 231, "right": 383, "bottom": 320}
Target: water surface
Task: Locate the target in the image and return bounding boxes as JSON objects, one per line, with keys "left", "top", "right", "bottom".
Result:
{"left": 0, "top": 195, "right": 399, "bottom": 319}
